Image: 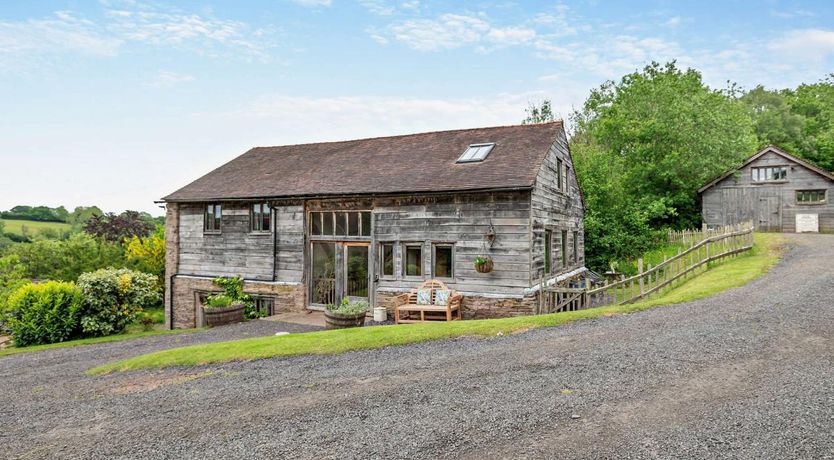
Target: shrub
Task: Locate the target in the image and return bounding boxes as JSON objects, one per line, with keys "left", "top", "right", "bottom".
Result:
{"left": 125, "top": 225, "right": 165, "bottom": 293}
{"left": 204, "top": 294, "right": 235, "bottom": 309}
{"left": 77, "top": 268, "right": 161, "bottom": 337}
{"left": 10, "top": 233, "right": 125, "bottom": 281}
{"left": 5, "top": 282, "right": 83, "bottom": 346}
{"left": 326, "top": 298, "right": 369, "bottom": 316}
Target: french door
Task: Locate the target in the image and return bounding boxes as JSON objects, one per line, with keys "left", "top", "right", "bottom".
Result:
{"left": 310, "top": 242, "right": 370, "bottom": 306}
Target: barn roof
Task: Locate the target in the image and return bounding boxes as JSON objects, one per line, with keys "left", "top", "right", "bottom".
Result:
{"left": 697, "top": 145, "right": 834, "bottom": 194}
{"left": 163, "top": 122, "right": 565, "bottom": 202}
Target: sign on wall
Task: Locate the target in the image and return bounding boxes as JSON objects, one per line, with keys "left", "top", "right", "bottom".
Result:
{"left": 796, "top": 213, "right": 819, "bottom": 233}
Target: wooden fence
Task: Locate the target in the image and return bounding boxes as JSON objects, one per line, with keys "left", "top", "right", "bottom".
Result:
{"left": 536, "top": 222, "right": 755, "bottom": 314}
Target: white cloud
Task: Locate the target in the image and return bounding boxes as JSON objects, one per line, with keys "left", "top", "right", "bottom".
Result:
{"left": 487, "top": 26, "right": 537, "bottom": 46}
{"left": 664, "top": 16, "right": 681, "bottom": 28}
{"left": 768, "top": 29, "right": 834, "bottom": 62}
{"left": 359, "top": 0, "right": 397, "bottom": 16}
{"left": 389, "top": 14, "right": 490, "bottom": 51}
{"left": 0, "top": 11, "right": 122, "bottom": 58}
{"left": 148, "top": 70, "right": 195, "bottom": 88}
{"left": 0, "top": 2, "right": 274, "bottom": 67}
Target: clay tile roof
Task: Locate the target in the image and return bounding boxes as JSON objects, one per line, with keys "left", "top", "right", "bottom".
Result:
{"left": 163, "top": 121, "right": 564, "bottom": 202}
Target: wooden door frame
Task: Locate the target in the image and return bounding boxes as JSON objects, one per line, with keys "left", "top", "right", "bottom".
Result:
{"left": 343, "top": 242, "right": 371, "bottom": 304}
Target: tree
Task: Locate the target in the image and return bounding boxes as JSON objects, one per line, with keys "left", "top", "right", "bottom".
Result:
{"left": 10, "top": 233, "right": 126, "bottom": 281}
{"left": 125, "top": 225, "right": 166, "bottom": 293}
{"left": 741, "top": 86, "right": 809, "bottom": 153}
{"left": 787, "top": 76, "right": 834, "bottom": 171}
{"left": 84, "top": 211, "right": 154, "bottom": 242}
{"left": 570, "top": 62, "right": 758, "bottom": 268}
{"left": 522, "top": 100, "right": 556, "bottom": 124}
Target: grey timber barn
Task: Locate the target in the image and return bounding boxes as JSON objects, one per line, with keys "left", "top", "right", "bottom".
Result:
{"left": 699, "top": 145, "right": 834, "bottom": 233}
{"left": 161, "top": 122, "right": 586, "bottom": 329}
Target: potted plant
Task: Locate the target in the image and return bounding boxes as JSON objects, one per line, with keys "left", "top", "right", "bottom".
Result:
{"left": 474, "top": 255, "right": 494, "bottom": 273}
{"left": 202, "top": 294, "right": 246, "bottom": 327}
{"left": 201, "top": 276, "right": 250, "bottom": 327}
{"left": 324, "top": 298, "right": 369, "bottom": 329}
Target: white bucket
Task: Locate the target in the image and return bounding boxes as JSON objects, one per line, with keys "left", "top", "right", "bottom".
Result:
{"left": 373, "top": 306, "right": 387, "bottom": 322}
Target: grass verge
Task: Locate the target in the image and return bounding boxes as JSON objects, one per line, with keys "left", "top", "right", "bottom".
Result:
{"left": 0, "top": 328, "right": 200, "bottom": 358}
{"left": 89, "top": 233, "right": 784, "bottom": 375}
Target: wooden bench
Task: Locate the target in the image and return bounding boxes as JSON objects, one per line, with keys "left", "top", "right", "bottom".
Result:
{"left": 392, "top": 279, "right": 463, "bottom": 324}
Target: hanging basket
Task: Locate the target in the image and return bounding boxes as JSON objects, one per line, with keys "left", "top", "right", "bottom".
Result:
{"left": 474, "top": 257, "right": 494, "bottom": 273}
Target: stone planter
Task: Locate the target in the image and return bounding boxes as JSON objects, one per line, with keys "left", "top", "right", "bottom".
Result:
{"left": 324, "top": 309, "right": 367, "bottom": 329}
{"left": 203, "top": 302, "right": 245, "bottom": 327}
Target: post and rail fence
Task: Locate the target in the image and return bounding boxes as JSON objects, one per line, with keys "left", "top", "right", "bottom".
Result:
{"left": 536, "top": 221, "right": 755, "bottom": 315}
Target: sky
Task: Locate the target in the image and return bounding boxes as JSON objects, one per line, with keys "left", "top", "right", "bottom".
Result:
{"left": 1, "top": 0, "right": 833, "bottom": 215}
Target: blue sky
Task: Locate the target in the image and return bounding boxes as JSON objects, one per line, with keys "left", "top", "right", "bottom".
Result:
{"left": 1, "top": 0, "right": 833, "bottom": 214}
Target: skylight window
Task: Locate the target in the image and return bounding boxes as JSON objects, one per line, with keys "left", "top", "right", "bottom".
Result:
{"left": 457, "top": 143, "right": 495, "bottom": 163}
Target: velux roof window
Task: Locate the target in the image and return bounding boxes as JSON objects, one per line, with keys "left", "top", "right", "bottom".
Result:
{"left": 457, "top": 143, "right": 495, "bottom": 163}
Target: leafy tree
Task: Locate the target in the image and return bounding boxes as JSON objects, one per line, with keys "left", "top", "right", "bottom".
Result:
{"left": 84, "top": 211, "right": 155, "bottom": 242}
{"left": 0, "top": 255, "right": 29, "bottom": 319}
{"left": 1, "top": 205, "right": 69, "bottom": 222}
{"left": 741, "top": 86, "right": 809, "bottom": 153}
{"left": 569, "top": 62, "right": 758, "bottom": 268}
{"left": 125, "top": 225, "right": 166, "bottom": 293}
{"left": 522, "top": 100, "right": 556, "bottom": 124}
{"left": 10, "top": 233, "right": 126, "bottom": 281}
{"left": 788, "top": 76, "right": 834, "bottom": 171}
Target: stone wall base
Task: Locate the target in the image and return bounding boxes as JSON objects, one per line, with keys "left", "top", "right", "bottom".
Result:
{"left": 375, "top": 290, "right": 537, "bottom": 320}
{"left": 171, "top": 276, "right": 306, "bottom": 329}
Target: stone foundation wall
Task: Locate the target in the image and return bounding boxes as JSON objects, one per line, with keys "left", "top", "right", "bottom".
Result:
{"left": 171, "top": 276, "right": 306, "bottom": 329}
{"left": 375, "top": 290, "right": 537, "bottom": 320}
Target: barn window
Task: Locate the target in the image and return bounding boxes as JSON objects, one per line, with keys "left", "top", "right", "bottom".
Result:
{"left": 752, "top": 166, "right": 787, "bottom": 182}
{"left": 544, "top": 230, "right": 552, "bottom": 274}
{"left": 556, "top": 160, "right": 563, "bottom": 191}
{"left": 380, "top": 243, "right": 395, "bottom": 277}
{"left": 573, "top": 231, "right": 579, "bottom": 263}
{"left": 561, "top": 230, "right": 568, "bottom": 268}
{"left": 796, "top": 190, "right": 826, "bottom": 204}
{"left": 204, "top": 204, "right": 221, "bottom": 232}
{"left": 457, "top": 143, "right": 495, "bottom": 163}
{"left": 433, "top": 244, "right": 454, "bottom": 279}
{"left": 309, "top": 211, "right": 372, "bottom": 237}
{"left": 403, "top": 244, "right": 423, "bottom": 277}
{"left": 251, "top": 203, "right": 271, "bottom": 232}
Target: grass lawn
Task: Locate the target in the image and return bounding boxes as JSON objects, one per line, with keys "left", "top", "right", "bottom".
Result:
{"left": 0, "top": 219, "right": 71, "bottom": 236}
{"left": 0, "top": 328, "right": 198, "bottom": 358}
{"left": 89, "top": 233, "right": 783, "bottom": 375}
{"left": 1, "top": 307, "right": 192, "bottom": 358}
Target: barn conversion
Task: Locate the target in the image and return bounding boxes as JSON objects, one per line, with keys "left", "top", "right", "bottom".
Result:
{"left": 699, "top": 145, "right": 834, "bottom": 233}
{"left": 161, "top": 122, "right": 586, "bottom": 329}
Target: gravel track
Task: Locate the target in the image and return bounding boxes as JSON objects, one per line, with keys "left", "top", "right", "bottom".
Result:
{"left": 2, "top": 233, "right": 833, "bottom": 459}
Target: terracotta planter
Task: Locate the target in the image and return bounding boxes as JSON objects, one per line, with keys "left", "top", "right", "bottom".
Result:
{"left": 324, "top": 310, "right": 367, "bottom": 329}
{"left": 474, "top": 258, "right": 494, "bottom": 273}
{"left": 203, "top": 302, "right": 245, "bottom": 327}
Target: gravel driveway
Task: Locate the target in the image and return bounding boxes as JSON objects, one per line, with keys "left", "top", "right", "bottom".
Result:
{"left": 2, "top": 233, "right": 833, "bottom": 459}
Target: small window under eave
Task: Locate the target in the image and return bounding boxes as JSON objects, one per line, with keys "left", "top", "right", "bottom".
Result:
{"left": 457, "top": 143, "right": 495, "bottom": 163}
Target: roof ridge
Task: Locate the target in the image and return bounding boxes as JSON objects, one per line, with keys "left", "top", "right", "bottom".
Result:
{"left": 249, "top": 121, "right": 564, "bottom": 151}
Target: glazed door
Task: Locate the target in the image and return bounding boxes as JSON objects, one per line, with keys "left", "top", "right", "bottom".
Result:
{"left": 344, "top": 243, "right": 369, "bottom": 302}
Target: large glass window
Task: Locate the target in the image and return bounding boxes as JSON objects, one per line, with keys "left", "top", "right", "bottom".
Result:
{"left": 251, "top": 203, "right": 270, "bottom": 232}
{"left": 404, "top": 244, "right": 423, "bottom": 277}
{"left": 433, "top": 244, "right": 454, "bottom": 279}
{"left": 311, "top": 242, "right": 336, "bottom": 305}
{"left": 797, "top": 190, "right": 826, "bottom": 204}
{"left": 752, "top": 166, "right": 787, "bottom": 182}
{"left": 205, "top": 204, "right": 221, "bottom": 232}
{"left": 310, "top": 211, "right": 372, "bottom": 237}
{"left": 380, "top": 243, "right": 394, "bottom": 277}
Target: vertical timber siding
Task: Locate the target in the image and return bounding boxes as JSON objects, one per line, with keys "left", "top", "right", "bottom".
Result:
{"left": 530, "top": 129, "right": 585, "bottom": 282}
{"left": 702, "top": 151, "right": 834, "bottom": 233}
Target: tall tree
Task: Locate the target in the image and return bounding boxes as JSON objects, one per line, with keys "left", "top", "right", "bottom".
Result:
{"left": 84, "top": 211, "right": 154, "bottom": 242}
{"left": 522, "top": 100, "right": 556, "bottom": 124}
{"left": 570, "top": 62, "right": 758, "bottom": 268}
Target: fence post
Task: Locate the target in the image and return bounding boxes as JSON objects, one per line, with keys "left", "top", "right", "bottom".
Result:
{"left": 638, "top": 258, "right": 645, "bottom": 298}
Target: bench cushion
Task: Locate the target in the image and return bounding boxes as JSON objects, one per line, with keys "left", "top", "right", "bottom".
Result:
{"left": 434, "top": 289, "right": 450, "bottom": 306}
{"left": 416, "top": 288, "right": 432, "bottom": 305}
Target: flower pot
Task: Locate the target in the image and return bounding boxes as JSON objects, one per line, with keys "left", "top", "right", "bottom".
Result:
{"left": 474, "top": 258, "right": 494, "bottom": 273}
{"left": 324, "top": 309, "right": 367, "bottom": 329}
{"left": 373, "top": 306, "right": 387, "bottom": 322}
{"left": 203, "top": 302, "right": 246, "bottom": 327}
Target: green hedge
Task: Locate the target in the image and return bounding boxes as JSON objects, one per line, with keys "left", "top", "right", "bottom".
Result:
{"left": 5, "top": 282, "right": 83, "bottom": 346}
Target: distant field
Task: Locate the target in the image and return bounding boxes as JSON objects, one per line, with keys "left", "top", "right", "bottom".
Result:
{"left": 0, "top": 219, "right": 71, "bottom": 236}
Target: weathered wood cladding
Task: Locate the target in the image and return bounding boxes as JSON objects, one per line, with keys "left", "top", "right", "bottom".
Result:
{"left": 177, "top": 202, "right": 276, "bottom": 281}
{"left": 370, "top": 191, "right": 534, "bottom": 296}
{"left": 530, "top": 128, "right": 585, "bottom": 281}
{"left": 702, "top": 151, "right": 834, "bottom": 233}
